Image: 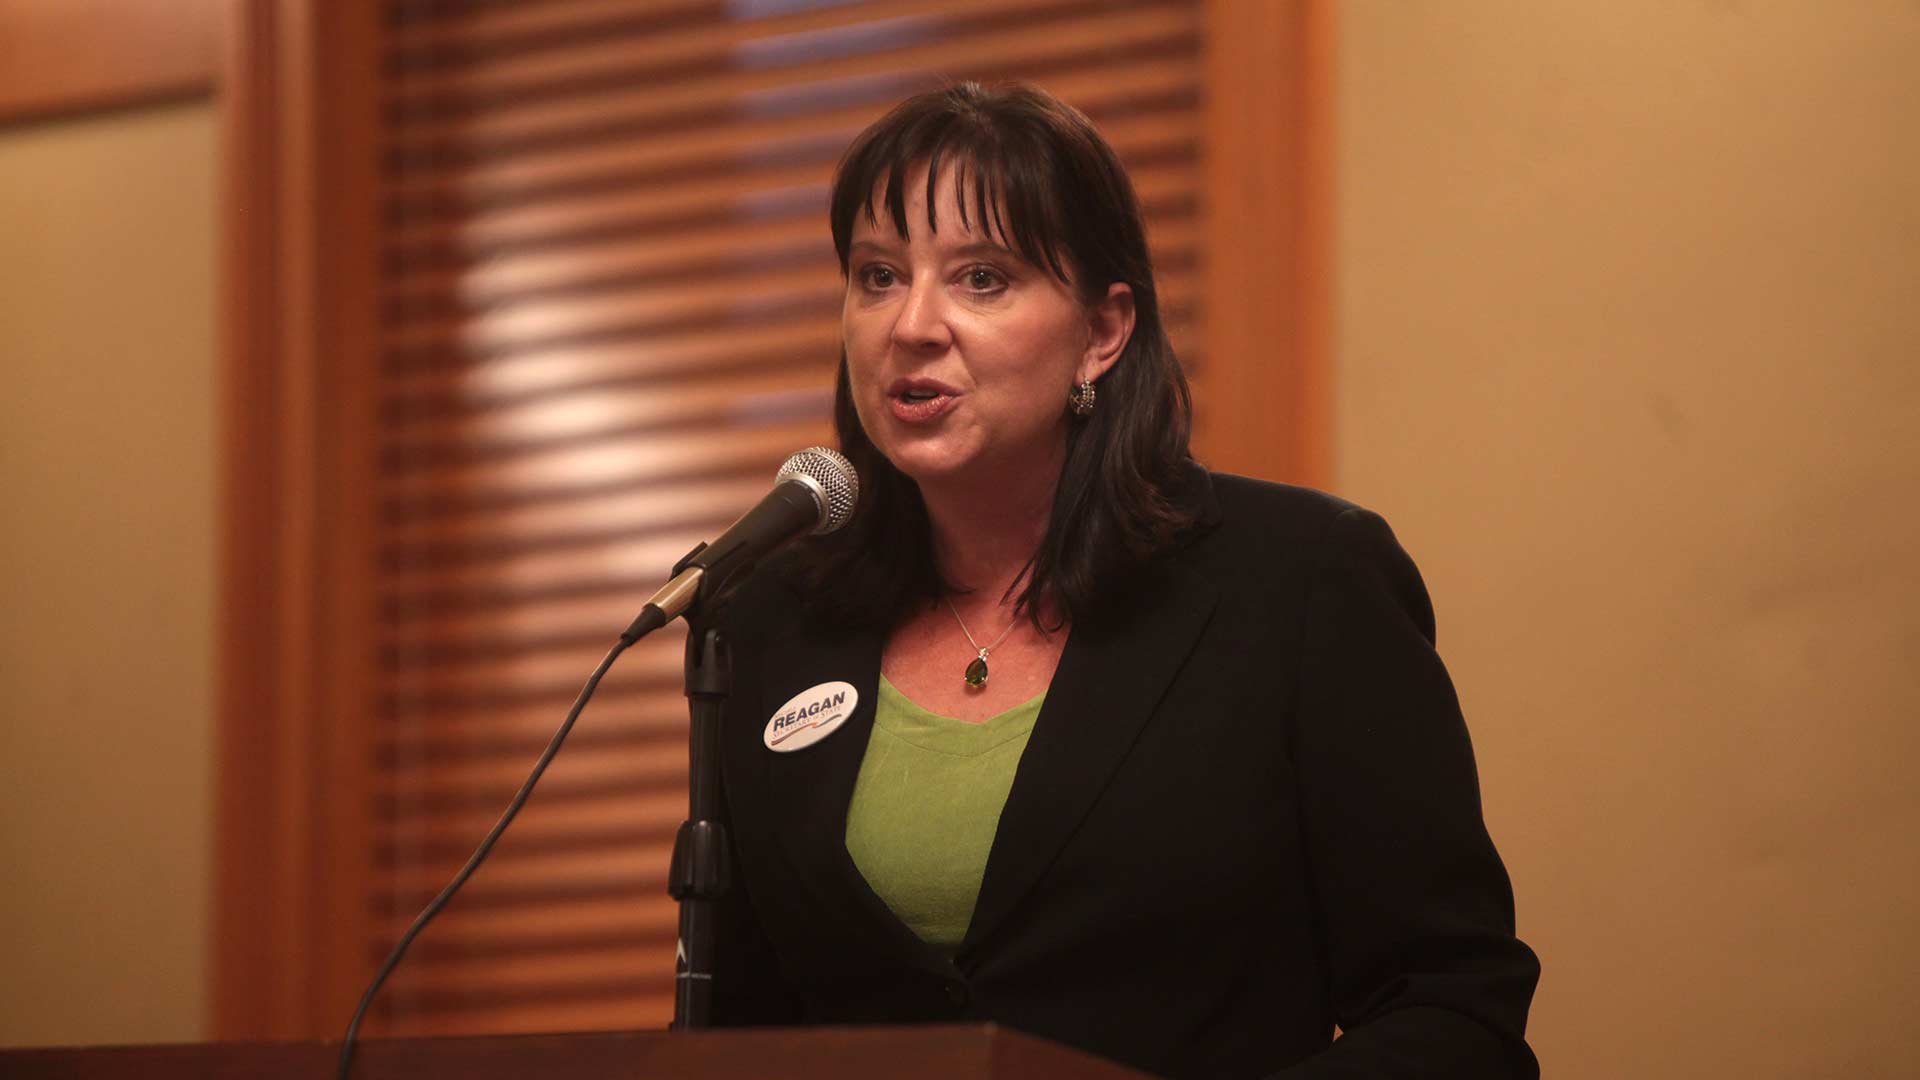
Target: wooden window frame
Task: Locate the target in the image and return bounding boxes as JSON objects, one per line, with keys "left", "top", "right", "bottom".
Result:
{"left": 213, "top": 0, "right": 384, "bottom": 1039}
{"left": 212, "top": 0, "right": 1331, "bottom": 1039}
{"left": 1196, "top": 0, "right": 1334, "bottom": 486}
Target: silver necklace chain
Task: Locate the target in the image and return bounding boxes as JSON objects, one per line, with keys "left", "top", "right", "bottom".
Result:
{"left": 944, "top": 597, "right": 1019, "bottom": 660}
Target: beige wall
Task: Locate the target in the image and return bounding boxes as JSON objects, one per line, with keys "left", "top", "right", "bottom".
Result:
{"left": 1336, "top": 3, "right": 1919, "bottom": 1077}
{"left": 0, "top": 101, "right": 217, "bottom": 1046}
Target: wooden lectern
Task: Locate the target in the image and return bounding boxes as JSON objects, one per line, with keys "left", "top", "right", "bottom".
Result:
{"left": 0, "top": 1022, "right": 1150, "bottom": 1079}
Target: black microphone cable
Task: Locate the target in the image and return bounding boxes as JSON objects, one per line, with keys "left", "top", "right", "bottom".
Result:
{"left": 334, "top": 605, "right": 669, "bottom": 1080}
{"left": 333, "top": 447, "right": 856, "bottom": 1076}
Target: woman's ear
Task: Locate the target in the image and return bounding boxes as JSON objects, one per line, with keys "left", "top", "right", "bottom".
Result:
{"left": 1078, "top": 282, "right": 1135, "bottom": 384}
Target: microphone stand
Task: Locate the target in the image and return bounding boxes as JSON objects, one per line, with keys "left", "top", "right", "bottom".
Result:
{"left": 652, "top": 450, "right": 855, "bottom": 1030}
{"left": 667, "top": 542, "right": 732, "bottom": 1031}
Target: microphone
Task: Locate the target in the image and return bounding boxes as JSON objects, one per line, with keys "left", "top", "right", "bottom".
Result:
{"left": 624, "top": 446, "right": 859, "bottom": 639}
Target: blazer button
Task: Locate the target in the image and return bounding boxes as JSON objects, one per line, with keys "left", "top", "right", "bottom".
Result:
{"left": 944, "top": 980, "right": 969, "bottom": 1007}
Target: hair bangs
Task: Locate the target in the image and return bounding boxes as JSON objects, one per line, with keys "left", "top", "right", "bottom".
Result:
{"left": 835, "top": 103, "right": 1075, "bottom": 287}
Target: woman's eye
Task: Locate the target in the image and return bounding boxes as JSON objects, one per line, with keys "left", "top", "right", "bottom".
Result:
{"left": 963, "top": 267, "right": 1007, "bottom": 292}
{"left": 859, "top": 266, "right": 898, "bottom": 289}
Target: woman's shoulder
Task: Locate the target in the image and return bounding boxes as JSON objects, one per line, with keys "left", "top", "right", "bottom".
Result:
{"left": 1177, "top": 467, "right": 1421, "bottom": 594}
{"left": 1185, "top": 467, "right": 1382, "bottom": 548}
{"left": 1203, "top": 469, "right": 1365, "bottom": 526}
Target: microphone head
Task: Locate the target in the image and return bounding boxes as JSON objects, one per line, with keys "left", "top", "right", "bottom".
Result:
{"left": 775, "top": 446, "right": 860, "bottom": 534}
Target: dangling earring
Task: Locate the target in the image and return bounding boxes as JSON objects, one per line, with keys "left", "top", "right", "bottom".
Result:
{"left": 1068, "top": 379, "right": 1097, "bottom": 416}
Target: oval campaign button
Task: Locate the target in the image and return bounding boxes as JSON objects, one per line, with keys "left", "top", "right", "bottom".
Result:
{"left": 764, "top": 680, "right": 858, "bottom": 752}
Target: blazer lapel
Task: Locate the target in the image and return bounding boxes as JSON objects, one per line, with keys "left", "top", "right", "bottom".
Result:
{"left": 961, "top": 557, "right": 1219, "bottom": 955}
{"left": 756, "top": 620, "right": 955, "bottom": 975}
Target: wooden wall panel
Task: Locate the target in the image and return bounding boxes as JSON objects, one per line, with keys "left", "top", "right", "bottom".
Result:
{"left": 0, "top": 0, "right": 219, "bottom": 124}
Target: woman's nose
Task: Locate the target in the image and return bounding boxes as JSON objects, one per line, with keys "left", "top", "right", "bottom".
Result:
{"left": 890, "top": 279, "right": 952, "bottom": 352}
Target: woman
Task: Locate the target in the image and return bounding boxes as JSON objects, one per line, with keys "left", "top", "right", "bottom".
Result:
{"left": 712, "top": 82, "right": 1540, "bottom": 1079}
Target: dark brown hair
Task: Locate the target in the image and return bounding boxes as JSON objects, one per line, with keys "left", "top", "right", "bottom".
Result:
{"left": 800, "top": 81, "right": 1195, "bottom": 628}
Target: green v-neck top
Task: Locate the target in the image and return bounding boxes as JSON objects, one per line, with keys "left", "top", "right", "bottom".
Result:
{"left": 843, "top": 675, "right": 1045, "bottom": 951}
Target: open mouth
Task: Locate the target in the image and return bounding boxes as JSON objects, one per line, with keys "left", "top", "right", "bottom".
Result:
{"left": 888, "top": 378, "right": 958, "bottom": 402}
{"left": 887, "top": 381, "right": 957, "bottom": 421}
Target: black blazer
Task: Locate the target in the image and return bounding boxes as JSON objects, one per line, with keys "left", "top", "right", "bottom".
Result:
{"left": 710, "top": 470, "right": 1540, "bottom": 1079}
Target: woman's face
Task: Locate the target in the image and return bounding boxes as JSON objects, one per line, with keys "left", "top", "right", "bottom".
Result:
{"left": 841, "top": 162, "right": 1131, "bottom": 492}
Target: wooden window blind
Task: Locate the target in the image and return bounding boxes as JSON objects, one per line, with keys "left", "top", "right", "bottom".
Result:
{"left": 361, "top": 0, "right": 1209, "bottom": 1038}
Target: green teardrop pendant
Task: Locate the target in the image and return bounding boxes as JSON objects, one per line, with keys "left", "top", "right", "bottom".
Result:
{"left": 964, "top": 655, "right": 989, "bottom": 688}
